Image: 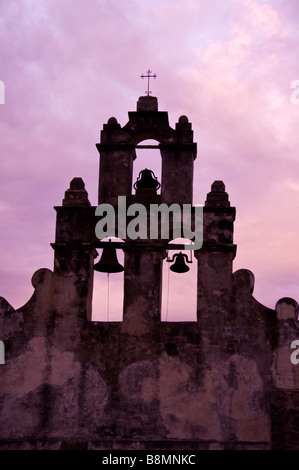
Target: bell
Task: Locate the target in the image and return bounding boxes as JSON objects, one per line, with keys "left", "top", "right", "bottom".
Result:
{"left": 169, "top": 252, "right": 191, "bottom": 274}
{"left": 93, "top": 241, "right": 124, "bottom": 273}
{"left": 133, "top": 168, "right": 161, "bottom": 194}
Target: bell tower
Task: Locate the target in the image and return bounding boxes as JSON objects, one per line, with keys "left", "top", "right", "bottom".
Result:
{"left": 3, "top": 91, "right": 298, "bottom": 451}
{"left": 96, "top": 95, "right": 196, "bottom": 206}
{"left": 94, "top": 95, "right": 198, "bottom": 328}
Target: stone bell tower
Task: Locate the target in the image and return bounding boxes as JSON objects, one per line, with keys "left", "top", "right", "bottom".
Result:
{"left": 94, "top": 95, "right": 198, "bottom": 330}
{"left": 97, "top": 95, "right": 195, "bottom": 206}
{"left": 1, "top": 94, "right": 299, "bottom": 450}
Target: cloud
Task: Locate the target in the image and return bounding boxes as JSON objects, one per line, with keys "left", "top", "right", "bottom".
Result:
{"left": 0, "top": 0, "right": 298, "bottom": 313}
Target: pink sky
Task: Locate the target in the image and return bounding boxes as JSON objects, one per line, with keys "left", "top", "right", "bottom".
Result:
{"left": 0, "top": 0, "right": 299, "bottom": 321}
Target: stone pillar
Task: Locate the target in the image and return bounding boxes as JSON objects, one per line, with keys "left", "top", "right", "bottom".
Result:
{"left": 52, "top": 177, "right": 96, "bottom": 322}
{"left": 160, "top": 116, "right": 196, "bottom": 206}
{"left": 121, "top": 245, "right": 164, "bottom": 357}
{"left": 195, "top": 181, "right": 241, "bottom": 445}
{"left": 196, "top": 181, "right": 236, "bottom": 326}
{"left": 97, "top": 117, "right": 134, "bottom": 205}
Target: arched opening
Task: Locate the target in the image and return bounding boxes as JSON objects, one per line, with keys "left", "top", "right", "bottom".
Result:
{"left": 132, "top": 139, "right": 161, "bottom": 195}
{"left": 161, "top": 238, "right": 197, "bottom": 322}
{"left": 92, "top": 237, "right": 124, "bottom": 322}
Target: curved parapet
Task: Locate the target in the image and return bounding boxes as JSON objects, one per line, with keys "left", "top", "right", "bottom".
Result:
{"left": 232, "top": 269, "right": 278, "bottom": 316}
{"left": 271, "top": 297, "right": 299, "bottom": 390}
{"left": 0, "top": 297, "right": 23, "bottom": 344}
{"left": 0, "top": 268, "right": 55, "bottom": 359}
{"left": 0, "top": 297, "right": 14, "bottom": 314}
{"left": 232, "top": 269, "right": 255, "bottom": 295}
{"left": 269, "top": 297, "right": 299, "bottom": 449}
{"left": 31, "top": 268, "right": 54, "bottom": 300}
{"left": 275, "top": 297, "right": 299, "bottom": 321}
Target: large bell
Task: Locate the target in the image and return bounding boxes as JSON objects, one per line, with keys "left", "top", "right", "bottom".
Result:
{"left": 133, "top": 168, "right": 161, "bottom": 194}
{"left": 169, "top": 252, "right": 191, "bottom": 274}
{"left": 93, "top": 241, "right": 124, "bottom": 273}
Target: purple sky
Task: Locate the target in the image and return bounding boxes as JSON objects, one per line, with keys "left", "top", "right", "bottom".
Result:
{"left": 0, "top": 0, "right": 299, "bottom": 321}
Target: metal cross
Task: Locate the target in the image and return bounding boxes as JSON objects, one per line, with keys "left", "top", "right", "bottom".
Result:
{"left": 140, "top": 69, "right": 157, "bottom": 95}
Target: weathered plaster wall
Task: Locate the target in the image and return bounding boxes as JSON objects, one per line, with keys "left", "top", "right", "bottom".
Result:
{"left": 1, "top": 97, "right": 299, "bottom": 450}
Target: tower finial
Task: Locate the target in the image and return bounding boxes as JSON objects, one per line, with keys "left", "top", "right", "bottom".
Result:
{"left": 140, "top": 69, "right": 157, "bottom": 95}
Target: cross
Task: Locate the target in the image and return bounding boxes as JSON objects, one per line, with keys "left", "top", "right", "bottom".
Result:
{"left": 140, "top": 69, "right": 157, "bottom": 95}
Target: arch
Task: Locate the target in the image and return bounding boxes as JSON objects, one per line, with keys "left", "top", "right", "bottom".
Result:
{"left": 132, "top": 139, "right": 162, "bottom": 195}
{"left": 161, "top": 238, "right": 197, "bottom": 322}
{"left": 131, "top": 131, "right": 162, "bottom": 146}
{"left": 92, "top": 237, "right": 124, "bottom": 322}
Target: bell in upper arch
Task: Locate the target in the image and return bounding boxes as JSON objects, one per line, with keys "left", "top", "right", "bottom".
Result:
{"left": 93, "top": 240, "right": 124, "bottom": 273}
{"left": 168, "top": 252, "right": 192, "bottom": 274}
{"left": 133, "top": 168, "right": 161, "bottom": 194}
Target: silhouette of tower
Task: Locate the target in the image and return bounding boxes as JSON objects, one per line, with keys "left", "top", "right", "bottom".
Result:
{"left": 0, "top": 95, "right": 299, "bottom": 450}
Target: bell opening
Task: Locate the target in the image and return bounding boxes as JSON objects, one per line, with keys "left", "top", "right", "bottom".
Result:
{"left": 161, "top": 239, "right": 197, "bottom": 322}
{"left": 132, "top": 139, "right": 161, "bottom": 195}
{"left": 92, "top": 238, "right": 124, "bottom": 322}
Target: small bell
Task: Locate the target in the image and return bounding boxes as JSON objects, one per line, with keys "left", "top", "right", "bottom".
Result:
{"left": 93, "top": 240, "right": 124, "bottom": 273}
{"left": 169, "top": 252, "right": 192, "bottom": 274}
{"left": 133, "top": 168, "right": 161, "bottom": 194}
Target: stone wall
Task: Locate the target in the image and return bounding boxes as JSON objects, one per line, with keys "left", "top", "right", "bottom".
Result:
{"left": 0, "top": 97, "right": 299, "bottom": 450}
